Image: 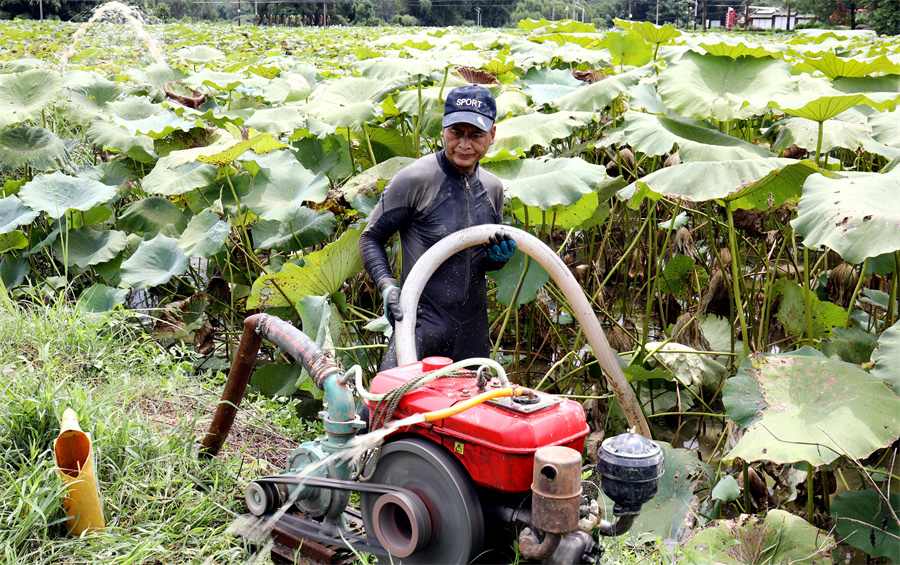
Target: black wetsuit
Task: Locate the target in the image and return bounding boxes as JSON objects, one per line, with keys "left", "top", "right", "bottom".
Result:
{"left": 359, "top": 149, "right": 507, "bottom": 369}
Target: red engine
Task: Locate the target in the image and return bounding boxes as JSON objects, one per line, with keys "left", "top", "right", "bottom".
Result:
{"left": 364, "top": 357, "right": 590, "bottom": 493}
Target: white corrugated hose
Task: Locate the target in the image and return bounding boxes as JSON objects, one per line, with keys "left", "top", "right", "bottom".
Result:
{"left": 394, "top": 224, "right": 651, "bottom": 438}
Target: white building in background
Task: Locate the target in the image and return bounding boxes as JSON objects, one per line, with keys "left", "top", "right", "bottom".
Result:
{"left": 744, "top": 6, "right": 815, "bottom": 29}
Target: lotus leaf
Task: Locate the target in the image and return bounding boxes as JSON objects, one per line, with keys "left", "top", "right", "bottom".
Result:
{"left": 553, "top": 66, "right": 649, "bottom": 113}
{"left": 549, "top": 42, "right": 608, "bottom": 67}
{"left": 613, "top": 111, "right": 774, "bottom": 162}
{"left": 625, "top": 83, "right": 669, "bottom": 115}
{"left": 0, "top": 127, "right": 70, "bottom": 171}
{"left": 698, "top": 36, "right": 784, "bottom": 59}
{"left": 489, "top": 251, "right": 549, "bottom": 308}
{"left": 355, "top": 57, "right": 434, "bottom": 79}
{"left": 0, "top": 255, "right": 30, "bottom": 291}
{"left": 871, "top": 321, "right": 900, "bottom": 393}
{"left": 615, "top": 19, "right": 681, "bottom": 46}
{"left": 521, "top": 67, "right": 586, "bottom": 107}
{"left": 0, "top": 69, "right": 62, "bottom": 128}
{"left": 0, "top": 196, "right": 38, "bottom": 234}
{"left": 177, "top": 210, "right": 230, "bottom": 258}
{"left": 85, "top": 120, "right": 155, "bottom": 163}
{"left": 644, "top": 341, "right": 726, "bottom": 389}
{"left": 0, "top": 232, "right": 28, "bottom": 254}
{"left": 114, "top": 113, "right": 202, "bottom": 139}
{"left": 242, "top": 106, "right": 307, "bottom": 135}
{"left": 792, "top": 172, "right": 900, "bottom": 264}
{"left": 681, "top": 510, "right": 835, "bottom": 564}
{"left": 770, "top": 116, "right": 870, "bottom": 154}
{"left": 244, "top": 162, "right": 329, "bottom": 222}
{"left": 601, "top": 32, "right": 653, "bottom": 68}
{"left": 658, "top": 52, "right": 794, "bottom": 122}
{"left": 768, "top": 92, "right": 898, "bottom": 124}
{"left": 77, "top": 285, "right": 129, "bottom": 313}
{"left": 60, "top": 80, "right": 126, "bottom": 126}
{"left": 489, "top": 111, "right": 596, "bottom": 157}
{"left": 252, "top": 362, "right": 303, "bottom": 396}
{"left": 658, "top": 254, "right": 699, "bottom": 298}
{"left": 832, "top": 74, "right": 900, "bottom": 96}
{"left": 624, "top": 158, "right": 808, "bottom": 210}
{"left": 711, "top": 475, "right": 741, "bottom": 502}
{"left": 487, "top": 157, "right": 606, "bottom": 209}
{"left": 510, "top": 191, "right": 600, "bottom": 230}
{"left": 600, "top": 443, "right": 712, "bottom": 542}
{"left": 77, "top": 161, "right": 137, "bottom": 191}
{"left": 53, "top": 227, "right": 127, "bottom": 268}
{"left": 723, "top": 352, "right": 900, "bottom": 466}
{"left": 248, "top": 228, "right": 363, "bottom": 309}
{"left": 831, "top": 490, "right": 900, "bottom": 562}
{"left": 174, "top": 45, "right": 225, "bottom": 65}
{"left": 340, "top": 156, "right": 416, "bottom": 202}
{"left": 253, "top": 208, "right": 337, "bottom": 253}
{"left": 801, "top": 53, "right": 900, "bottom": 80}
{"left": 821, "top": 326, "right": 879, "bottom": 365}
{"left": 195, "top": 134, "right": 287, "bottom": 166}
{"left": 118, "top": 196, "right": 188, "bottom": 238}
{"left": 290, "top": 136, "right": 352, "bottom": 179}
{"left": 19, "top": 172, "right": 116, "bottom": 219}
{"left": 305, "top": 76, "right": 404, "bottom": 129}
{"left": 142, "top": 157, "right": 218, "bottom": 196}
{"left": 183, "top": 69, "right": 244, "bottom": 92}
{"left": 773, "top": 279, "right": 846, "bottom": 340}
{"left": 868, "top": 109, "right": 899, "bottom": 147}
{"left": 120, "top": 234, "right": 190, "bottom": 289}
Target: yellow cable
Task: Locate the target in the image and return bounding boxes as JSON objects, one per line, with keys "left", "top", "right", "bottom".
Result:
{"left": 422, "top": 386, "right": 524, "bottom": 422}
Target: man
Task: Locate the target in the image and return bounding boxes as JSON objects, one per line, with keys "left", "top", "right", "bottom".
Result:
{"left": 359, "top": 85, "right": 518, "bottom": 369}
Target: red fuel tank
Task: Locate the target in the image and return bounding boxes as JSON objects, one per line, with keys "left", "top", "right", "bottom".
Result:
{"left": 365, "top": 359, "right": 590, "bottom": 493}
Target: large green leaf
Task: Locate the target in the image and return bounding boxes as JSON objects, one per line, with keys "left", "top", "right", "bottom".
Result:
{"left": 871, "top": 321, "right": 900, "bottom": 394}
{"left": 615, "top": 19, "right": 681, "bottom": 46}
{"left": 773, "top": 279, "right": 846, "bottom": 340}
{"left": 19, "top": 172, "right": 116, "bottom": 218}
{"left": 77, "top": 284, "right": 129, "bottom": 313}
{"left": 868, "top": 109, "right": 899, "bottom": 148}
{"left": 821, "top": 326, "right": 879, "bottom": 365}
{"left": 252, "top": 362, "right": 304, "bottom": 396}
{"left": 600, "top": 32, "right": 653, "bottom": 68}
{"left": 801, "top": 53, "right": 900, "bottom": 80}
{"left": 486, "top": 157, "right": 606, "bottom": 209}
{"left": 304, "top": 76, "right": 402, "bottom": 129}
{"left": 339, "top": 156, "right": 416, "bottom": 204}
{"left": 698, "top": 35, "right": 784, "bottom": 59}
{"left": 0, "top": 232, "right": 28, "bottom": 254}
{"left": 723, "top": 352, "right": 900, "bottom": 466}
{"left": 120, "top": 234, "right": 190, "bottom": 289}
{"left": 489, "top": 111, "right": 596, "bottom": 157}
{"left": 613, "top": 111, "right": 774, "bottom": 162}
{"left": 602, "top": 443, "right": 713, "bottom": 543}
{"left": 553, "top": 66, "right": 649, "bottom": 113}
{"left": 253, "top": 208, "right": 337, "bottom": 253}
{"left": 832, "top": 490, "right": 900, "bottom": 562}
{"left": 53, "top": 227, "right": 127, "bottom": 268}
{"left": 0, "top": 255, "right": 30, "bottom": 291}
{"left": 510, "top": 191, "right": 602, "bottom": 230}
{"left": 244, "top": 160, "right": 330, "bottom": 222}
{"left": 242, "top": 106, "right": 307, "bottom": 135}
{"left": 60, "top": 79, "right": 125, "bottom": 126}
{"left": 174, "top": 45, "right": 225, "bottom": 65}
{"left": 489, "top": 252, "right": 549, "bottom": 307}
{"left": 624, "top": 158, "right": 809, "bottom": 209}
{"left": 177, "top": 209, "right": 230, "bottom": 258}
{"left": 768, "top": 92, "right": 898, "bottom": 123}
{"left": 248, "top": 228, "right": 364, "bottom": 309}
{"left": 0, "top": 69, "right": 62, "bottom": 128}
{"left": 85, "top": 120, "right": 155, "bottom": 163}
{"left": 141, "top": 157, "right": 218, "bottom": 196}
{"left": 770, "top": 116, "right": 870, "bottom": 154}
{"left": 657, "top": 52, "right": 794, "bottom": 122}
{"left": 118, "top": 197, "right": 188, "bottom": 238}
{"left": 681, "top": 510, "right": 835, "bottom": 564}
{"left": 0, "top": 195, "right": 38, "bottom": 234}
{"left": 792, "top": 172, "right": 900, "bottom": 264}
{"left": 355, "top": 57, "right": 434, "bottom": 80}
{"left": 521, "top": 67, "right": 585, "bottom": 106}
{"left": 0, "top": 127, "right": 69, "bottom": 170}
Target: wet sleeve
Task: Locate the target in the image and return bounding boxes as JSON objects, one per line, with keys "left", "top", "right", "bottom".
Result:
{"left": 359, "top": 170, "right": 421, "bottom": 291}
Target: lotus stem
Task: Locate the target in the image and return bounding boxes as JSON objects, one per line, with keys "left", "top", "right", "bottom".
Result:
{"left": 814, "top": 120, "right": 824, "bottom": 165}
{"left": 743, "top": 460, "right": 751, "bottom": 513}
{"left": 490, "top": 255, "right": 529, "bottom": 359}
{"left": 889, "top": 252, "right": 899, "bottom": 326}
{"left": 803, "top": 246, "right": 815, "bottom": 345}
{"left": 362, "top": 123, "right": 376, "bottom": 166}
{"left": 844, "top": 257, "right": 869, "bottom": 329}
{"left": 807, "top": 467, "right": 815, "bottom": 524}
{"left": 725, "top": 204, "right": 751, "bottom": 358}
{"left": 415, "top": 75, "right": 422, "bottom": 158}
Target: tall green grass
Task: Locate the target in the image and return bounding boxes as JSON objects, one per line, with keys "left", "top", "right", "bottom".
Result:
{"left": 0, "top": 297, "right": 268, "bottom": 563}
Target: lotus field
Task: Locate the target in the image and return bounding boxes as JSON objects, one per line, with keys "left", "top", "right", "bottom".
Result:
{"left": 1, "top": 12, "right": 899, "bottom": 562}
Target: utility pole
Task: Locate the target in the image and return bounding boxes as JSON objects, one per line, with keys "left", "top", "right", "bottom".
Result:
{"left": 323, "top": 2, "right": 327, "bottom": 26}
{"left": 786, "top": 2, "right": 791, "bottom": 30}
{"left": 656, "top": 0, "right": 659, "bottom": 24}
{"left": 237, "top": 0, "right": 241, "bottom": 25}
{"left": 702, "top": 0, "right": 707, "bottom": 30}
{"left": 39, "top": 0, "right": 43, "bottom": 21}
{"left": 744, "top": 0, "right": 750, "bottom": 30}
{"left": 475, "top": 6, "right": 482, "bottom": 26}
{"left": 552, "top": 0, "right": 555, "bottom": 20}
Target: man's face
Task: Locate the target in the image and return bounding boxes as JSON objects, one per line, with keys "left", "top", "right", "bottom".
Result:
{"left": 440, "top": 123, "right": 496, "bottom": 174}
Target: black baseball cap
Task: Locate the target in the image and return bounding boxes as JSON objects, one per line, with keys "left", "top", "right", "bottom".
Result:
{"left": 442, "top": 85, "right": 497, "bottom": 132}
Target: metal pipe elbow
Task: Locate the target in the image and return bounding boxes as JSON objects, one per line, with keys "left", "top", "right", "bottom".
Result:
{"left": 517, "top": 528, "right": 562, "bottom": 561}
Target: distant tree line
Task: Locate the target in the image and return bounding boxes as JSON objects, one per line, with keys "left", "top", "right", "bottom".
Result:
{"left": 0, "top": 0, "right": 896, "bottom": 33}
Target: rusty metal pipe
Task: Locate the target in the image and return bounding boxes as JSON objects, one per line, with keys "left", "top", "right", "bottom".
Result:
{"left": 199, "top": 314, "right": 264, "bottom": 458}
{"left": 518, "top": 529, "right": 562, "bottom": 560}
{"left": 596, "top": 514, "right": 636, "bottom": 536}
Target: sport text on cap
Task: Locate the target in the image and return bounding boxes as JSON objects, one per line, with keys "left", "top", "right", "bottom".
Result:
{"left": 442, "top": 85, "right": 497, "bottom": 132}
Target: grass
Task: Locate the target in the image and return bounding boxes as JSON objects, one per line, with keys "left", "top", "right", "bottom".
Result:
{"left": 0, "top": 296, "right": 292, "bottom": 564}
{"left": 0, "top": 294, "right": 674, "bottom": 564}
